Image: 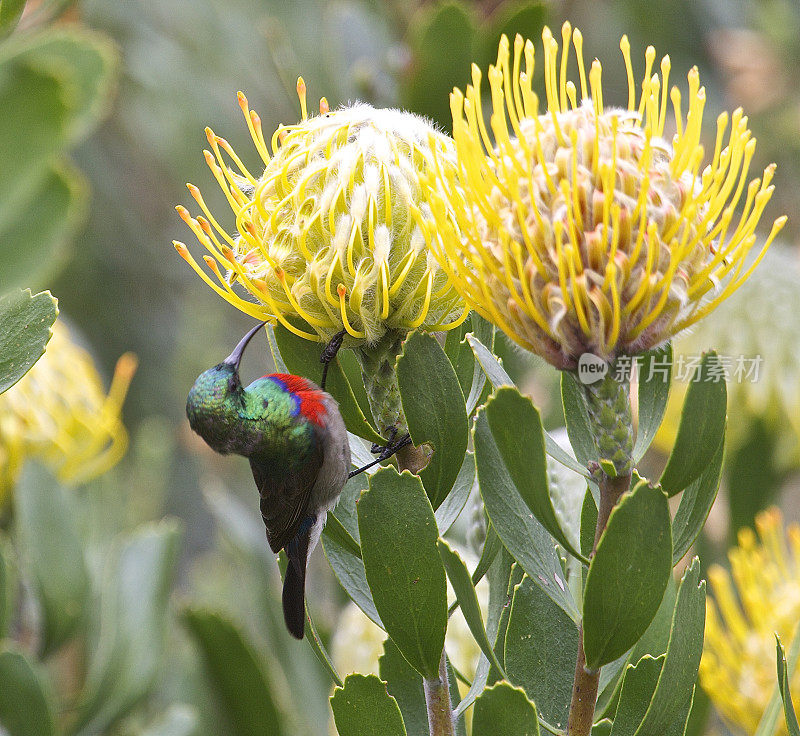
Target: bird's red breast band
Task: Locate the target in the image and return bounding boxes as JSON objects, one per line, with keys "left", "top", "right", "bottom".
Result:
{"left": 267, "top": 373, "right": 326, "bottom": 426}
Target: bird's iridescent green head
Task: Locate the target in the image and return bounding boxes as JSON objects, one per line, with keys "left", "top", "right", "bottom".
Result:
{"left": 186, "top": 322, "right": 265, "bottom": 454}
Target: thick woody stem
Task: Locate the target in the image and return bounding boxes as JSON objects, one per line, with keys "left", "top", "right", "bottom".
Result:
{"left": 423, "top": 652, "right": 455, "bottom": 736}
{"left": 567, "top": 366, "right": 634, "bottom": 736}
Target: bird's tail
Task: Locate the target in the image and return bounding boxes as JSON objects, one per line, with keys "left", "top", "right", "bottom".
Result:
{"left": 283, "top": 516, "right": 314, "bottom": 639}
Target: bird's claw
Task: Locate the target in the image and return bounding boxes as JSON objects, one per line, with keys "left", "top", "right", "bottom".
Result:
{"left": 320, "top": 330, "right": 346, "bottom": 390}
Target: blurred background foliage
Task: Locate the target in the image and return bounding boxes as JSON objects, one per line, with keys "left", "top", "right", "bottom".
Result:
{"left": 1, "top": 0, "right": 799, "bottom": 734}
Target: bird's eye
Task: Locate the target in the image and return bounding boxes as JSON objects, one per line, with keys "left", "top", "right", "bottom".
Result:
{"left": 262, "top": 399, "right": 269, "bottom": 409}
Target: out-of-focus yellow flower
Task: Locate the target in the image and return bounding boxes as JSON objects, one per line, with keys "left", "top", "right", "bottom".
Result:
{"left": 700, "top": 508, "right": 800, "bottom": 734}
{"left": 655, "top": 247, "right": 800, "bottom": 461}
{"left": 423, "top": 23, "right": 786, "bottom": 370}
{"left": 0, "top": 321, "right": 136, "bottom": 505}
{"left": 175, "top": 80, "right": 467, "bottom": 347}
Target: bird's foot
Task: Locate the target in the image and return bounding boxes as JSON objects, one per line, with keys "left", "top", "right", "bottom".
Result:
{"left": 348, "top": 432, "right": 412, "bottom": 479}
{"left": 374, "top": 431, "right": 412, "bottom": 461}
{"left": 319, "top": 330, "right": 346, "bottom": 390}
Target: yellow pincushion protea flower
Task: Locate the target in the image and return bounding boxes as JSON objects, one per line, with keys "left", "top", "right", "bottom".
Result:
{"left": 175, "top": 80, "right": 468, "bottom": 347}
{"left": 0, "top": 321, "right": 136, "bottom": 505}
{"left": 700, "top": 508, "right": 800, "bottom": 734}
{"left": 423, "top": 23, "right": 786, "bottom": 370}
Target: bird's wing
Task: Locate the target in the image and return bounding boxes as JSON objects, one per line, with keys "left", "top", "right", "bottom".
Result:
{"left": 250, "top": 430, "right": 325, "bottom": 553}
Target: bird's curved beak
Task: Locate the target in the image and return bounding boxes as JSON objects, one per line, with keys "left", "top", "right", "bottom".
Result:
{"left": 222, "top": 321, "right": 267, "bottom": 372}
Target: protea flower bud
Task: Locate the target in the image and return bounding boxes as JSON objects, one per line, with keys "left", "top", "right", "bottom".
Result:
{"left": 422, "top": 24, "right": 786, "bottom": 372}
{"left": 174, "top": 80, "right": 467, "bottom": 349}
{"left": 0, "top": 321, "right": 135, "bottom": 505}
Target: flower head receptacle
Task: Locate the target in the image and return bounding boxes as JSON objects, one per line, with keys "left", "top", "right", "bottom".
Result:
{"left": 423, "top": 23, "right": 786, "bottom": 371}
{"left": 701, "top": 508, "right": 800, "bottom": 734}
{"left": 175, "top": 80, "right": 468, "bottom": 351}
{"left": 0, "top": 321, "right": 136, "bottom": 506}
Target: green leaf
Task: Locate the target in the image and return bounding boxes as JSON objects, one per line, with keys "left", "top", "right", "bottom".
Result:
{"left": 402, "top": 1, "right": 476, "bottom": 131}
{"left": 434, "top": 451, "right": 475, "bottom": 534}
{"left": 472, "top": 682, "right": 540, "bottom": 736}
{"left": 438, "top": 540, "right": 505, "bottom": 676}
{"left": 379, "top": 639, "right": 427, "bottom": 736}
{"left": 75, "top": 521, "right": 181, "bottom": 734}
{"left": 182, "top": 609, "right": 285, "bottom": 736}
{"left": 0, "top": 289, "right": 57, "bottom": 395}
{"left": 633, "top": 344, "right": 672, "bottom": 461}
{"left": 444, "top": 317, "right": 474, "bottom": 399}
{"left": 476, "top": 1, "right": 549, "bottom": 72}
{"left": 303, "top": 600, "right": 343, "bottom": 688}
{"left": 561, "top": 371, "right": 597, "bottom": 466}
{"left": 659, "top": 352, "right": 727, "bottom": 496}
{"left": 331, "top": 674, "right": 407, "bottom": 736}
{"left": 582, "top": 480, "right": 672, "bottom": 669}
{"left": 756, "top": 622, "right": 800, "bottom": 736}
{"left": 465, "top": 315, "right": 495, "bottom": 415}
{"left": 486, "top": 387, "right": 587, "bottom": 563}
{"left": 610, "top": 655, "right": 664, "bottom": 736}
{"left": 323, "top": 512, "right": 362, "bottom": 559}
{"left": 504, "top": 575, "right": 579, "bottom": 728}
{"left": 273, "top": 324, "right": 383, "bottom": 443}
{"left": 0, "top": 0, "right": 25, "bottom": 38}
{"left": 631, "top": 558, "right": 706, "bottom": 736}
{"left": 454, "top": 553, "right": 519, "bottom": 718}
{"left": 357, "top": 468, "right": 447, "bottom": 678}
{"left": 0, "top": 162, "right": 86, "bottom": 293}
{"left": 777, "top": 637, "right": 800, "bottom": 736}
{"left": 580, "top": 489, "right": 598, "bottom": 559}
{"left": 0, "top": 533, "right": 16, "bottom": 638}
{"left": 324, "top": 477, "right": 384, "bottom": 628}
{"left": 140, "top": 706, "right": 198, "bottom": 736}
{"left": 0, "top": 62, "right": 68, "bottom": 228}
{"left": 472, "top": 523, "right": 501, "bottom": 587}
{"left": 14, "top": 464, "right": 90, "bottom": 654}
{"left": 0, "top": 646, "right": 55, "bottom": 736}
{"left": 671, "top": 431, "right": 725, "bottom": 564}
{"left": 397, "top": 331, "right": 469, "bottom": 509}
{"left": 474, "top": 407, "right": 578, "bottom": 621}
{"left": 467, "top": 334, "right": 589, "bottom": 477}
{"left": 3, "top": 30, "right": 119, "bottom": 143}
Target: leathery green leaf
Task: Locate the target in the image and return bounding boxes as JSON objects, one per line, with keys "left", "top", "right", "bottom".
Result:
{"left": 0, "top": 289, "right": 57, "bottom": 395}
{"left": 631, "top": 558, "right": 706, "bottom": 736}
{"left": 397, "top": 331, "right": 469, "bottom": 509}
{"left": 659, "top": 352, "right": 726, "bottom": 496}
{"left": 583, "top": 480, "right": 672, "bottom": 669}
{"left": 183, "top": 609, "right": 285, "bottom": 736}
{"left": 0, "top": 646, "right": 55, "bottom": 736}
{"left": 358, "top": 468, "right": 447, "bottom": 678}
{"left": 472, "top": 682, "right": 540, "bottom": 736}
{"left": 633, "top": 344, "right": 672, "bottom": 461}
{"left": 486, "top": 387, "right": 587, "bottom": 563}
{"left": 331, "top": 674, "right": 407, "bottom": 736}
{"left": 504, "top": 575, "right": 579, "bottom": 729}
{"left": 474, "top": 406, "right": 578, "bottom": 621}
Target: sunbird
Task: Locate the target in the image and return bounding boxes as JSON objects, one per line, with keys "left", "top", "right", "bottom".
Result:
{"left": 186, "top": 322, "right": 407, "bottom": 638}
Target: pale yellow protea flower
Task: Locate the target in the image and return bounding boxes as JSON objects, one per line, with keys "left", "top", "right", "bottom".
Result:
{"left": 0, "top": 321, "right": 136, "bottom": 505}
{"left": 422, "top": 23, "right": 786, "bottom": 370}
{"left": 174, "top": 79, "right": 468, "bottom": 347}
{"left": 700, "top": 508, "right": 800, "bottom": 734}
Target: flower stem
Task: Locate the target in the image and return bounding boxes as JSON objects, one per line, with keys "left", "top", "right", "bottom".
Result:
{"left": 567, "top": 367, "right": 634, "bottom": 736}
{"left": 424, "top": 650, "right": 455, "bottom": 736}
